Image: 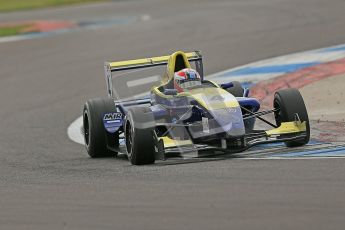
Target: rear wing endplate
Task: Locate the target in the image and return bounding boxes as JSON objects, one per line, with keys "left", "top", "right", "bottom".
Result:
{"left": 104, "top": 51, "right": 203, "bottom": 97}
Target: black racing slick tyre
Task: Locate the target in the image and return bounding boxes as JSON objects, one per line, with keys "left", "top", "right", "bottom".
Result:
{"left": 83, "top": 98, "right": 119, "bottom": 158}
{"left": 274, "top": 88, "right": 310, "bottom": 147}
{"left": 125, "top": 107, "right": 155, "bottom": 165}
{"left": 226, "top": 81, "right": 244, "bottom": 97}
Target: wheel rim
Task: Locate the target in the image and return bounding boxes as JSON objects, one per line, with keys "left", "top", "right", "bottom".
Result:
{"left": 126, "top": 121, "right": 133, "bottom": 157}
{"left": 83, "top": 111, "right": 90, "bottom": 147}
{"left": 273, "top": 98, "right": 282, "bottom": 126}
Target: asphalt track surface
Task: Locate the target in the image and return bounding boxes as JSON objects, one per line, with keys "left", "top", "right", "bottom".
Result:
{"left": 1, "top": 0, "right": 345, "bottom": 229}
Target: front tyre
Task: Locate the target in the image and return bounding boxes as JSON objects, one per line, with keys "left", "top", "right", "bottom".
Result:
{"left": 83, "top": 98, "right": 119, "bottom": 158}
{"left": 274, "top": 88, "right": 310, "bottom": 147}
{"left": 125, "top": 107, "right": 155, "bottom": 165}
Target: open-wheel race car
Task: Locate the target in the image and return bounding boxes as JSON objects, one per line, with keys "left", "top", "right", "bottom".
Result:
{"left": 82, "top": 51, "right": 310, "bottom": 165}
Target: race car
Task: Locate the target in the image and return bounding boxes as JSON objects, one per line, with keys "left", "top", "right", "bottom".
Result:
{"left": 82, "top": 51, "right": 310, "bottom": 165}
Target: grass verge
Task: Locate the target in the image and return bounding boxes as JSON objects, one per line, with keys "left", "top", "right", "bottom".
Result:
{"left": 0, "top": 25, "right": 28, "bottom": 37}
{"left": 0, "top": 0, "right": 107, "bottom": 12}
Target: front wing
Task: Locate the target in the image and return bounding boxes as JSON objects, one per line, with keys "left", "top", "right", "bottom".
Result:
{"left": 153, "top": 121, "right": 307, "bottom": 160}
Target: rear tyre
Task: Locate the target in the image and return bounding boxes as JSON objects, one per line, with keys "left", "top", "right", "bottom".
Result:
{"left": 83, "top": 98, "right": 119, "bottom": 158}
{"left": 226, "top": 81, "right": 244, "bottom": 97}
{"left": 125, "top": 107, "right": 155, "bottom": 165}
{"left": 274, "top": 88, "right": 310, "bottom": 147}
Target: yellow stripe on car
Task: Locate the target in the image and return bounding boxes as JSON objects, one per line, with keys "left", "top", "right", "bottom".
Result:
{"left": 152, "top": 86, "right": 239, "bottom": 109}
{"left": 159, "top": 136, "right": 193, "bottom": 148}
{"left": 108, "top": 51, "right": 199, "bottom": 69}
{"left": 188, "top": 87, "right": 240, "bottom": 109}
{"left": 266, "top": 121, "right": 306, "bottom": 136}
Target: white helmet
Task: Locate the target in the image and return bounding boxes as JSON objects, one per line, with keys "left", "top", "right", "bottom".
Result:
{"left": 173, "top": 68, "right": 201, "bottom": 92}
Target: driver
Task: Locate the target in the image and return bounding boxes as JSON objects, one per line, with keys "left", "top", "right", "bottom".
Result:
{"left": 173, "top": 68, "right": 201, "bottom": 92}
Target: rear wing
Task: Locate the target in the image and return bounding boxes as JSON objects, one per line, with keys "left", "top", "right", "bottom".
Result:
{"left": 104, "top": 51, "right": 203, "bottom": 98}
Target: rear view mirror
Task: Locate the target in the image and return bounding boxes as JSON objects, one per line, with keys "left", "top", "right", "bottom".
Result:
{"left": 220, "top": 82, "right": 234, "bottom": 89}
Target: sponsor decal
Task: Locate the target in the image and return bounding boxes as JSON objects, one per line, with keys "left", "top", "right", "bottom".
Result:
{"left": 103, "top": 112, "right": 123, "bottom": 133}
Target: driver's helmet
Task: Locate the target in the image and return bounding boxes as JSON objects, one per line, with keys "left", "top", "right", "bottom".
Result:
{"left": 173, "top": 68, "right": 201, "bottom": 92}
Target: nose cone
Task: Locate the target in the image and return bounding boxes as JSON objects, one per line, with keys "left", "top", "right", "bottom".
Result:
{"left": 209, "top": 106, "right": 245, "bottom": 137}
{"left": 189, "top": 87, "right": 245, "bottom": 137}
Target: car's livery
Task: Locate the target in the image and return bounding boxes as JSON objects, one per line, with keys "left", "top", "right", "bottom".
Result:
{"left": 83, "top": 51, "right": 310, "bottom": 165}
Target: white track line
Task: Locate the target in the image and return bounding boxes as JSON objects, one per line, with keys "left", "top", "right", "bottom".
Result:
{"left": 207, "top": 43, "right": 345, "bottom": 83}
{"left": 67, "top": 116, "right": 84, "bottom": 145}
{"left": 237, "top": 156, "right": 345, "bottom": 160}
{"left": 210, "top": 73, "right": 281, "bottom": 84}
